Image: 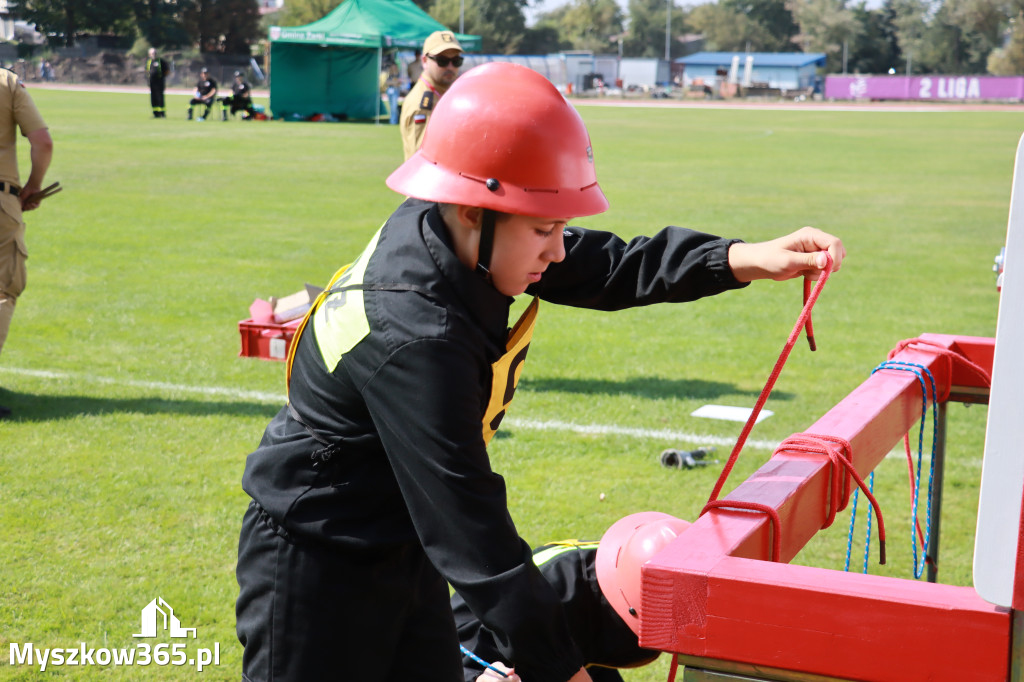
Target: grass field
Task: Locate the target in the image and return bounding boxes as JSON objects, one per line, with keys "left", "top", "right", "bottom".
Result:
{"left": 0, "top": 88, "right": 1020, "bottom": 680}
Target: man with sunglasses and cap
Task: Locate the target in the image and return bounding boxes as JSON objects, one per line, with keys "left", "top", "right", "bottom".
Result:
{"left": 399, "top": 30, "right": 464, "bottom": 160}
{"left": 235, "top": 62, "right": 845, "bottom": 682}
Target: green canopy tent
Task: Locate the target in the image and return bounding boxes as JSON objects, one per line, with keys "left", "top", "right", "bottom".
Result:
{"left": 268, "top": 0, "right": 480, "bottom": 121}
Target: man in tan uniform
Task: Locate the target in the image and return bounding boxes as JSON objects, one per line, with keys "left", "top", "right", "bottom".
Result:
{"left": 399, "top": 30, "right": 464, "bottom": 160}
{"left": 0, "top": 68, "right": 54, "bottom": 418}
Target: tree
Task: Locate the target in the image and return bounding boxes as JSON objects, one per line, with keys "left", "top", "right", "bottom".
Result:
{"left": 20, "top": 0, "right": 135, "bottom": 46}
{"left": 888, "top": 0, "right": 931, "bottom": 73}
{"left": 183, "top": 0, "right": 261, "bottom": 52}
{"left": 687, "top": 2, "right": 776, "bottom": 51}
{"left": 216, "top": 0, "right": 261, "bottom": 53}
{"left": 720, "top": 0, "right": 800, "bottom": 50}
{"left": 927, "top": 0, "right": 1007, "bottom": 72}
{"left": 429, "top": 0, "right": 528, "bottom": 53}
{"left": 846, "top": 1, "right": 900, "bottom": 73}
{"left": 525, "top": 7, "right": 572, "bottom": 52}
{"left": 787, "top": 0, "right": 863, "bottom": 71}
{"left": 988, "top": 10, "right": 1024, "bottom": 73}
{"left": 623, "top": 0, "right": 688, "bottom": 58}
{"left": 518, "top": 23, "right": 567, "bottom": 53}
{"left": 276, "top": 0, "right": 340, "bottom": 26}
{"left": 133, "top": 0, "right": 193, "bottom": 48}
{"left": 556, "top": 0, "right": 624, "bottom": 52}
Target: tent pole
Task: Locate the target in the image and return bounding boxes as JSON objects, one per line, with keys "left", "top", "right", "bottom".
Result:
{"left": 376, "top": 46, "right": 382, "bottom": 125}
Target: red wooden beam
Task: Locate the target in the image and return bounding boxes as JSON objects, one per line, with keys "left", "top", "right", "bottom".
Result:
{"left": 637, "top": 334, "right": 1010, "bottom": 681}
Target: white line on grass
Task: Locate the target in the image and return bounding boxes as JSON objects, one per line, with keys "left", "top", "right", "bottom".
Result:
{"left": 3, "top": 367, "right": 979, "bottom": 461}
{"left": 0, "top": 366, "right": 284, "bottom": 404}
{"left": 1, "top": 366, "right": 784, "bottom": 450}
{"left": 508, "top": 417, "right": 780, "bottom": 450}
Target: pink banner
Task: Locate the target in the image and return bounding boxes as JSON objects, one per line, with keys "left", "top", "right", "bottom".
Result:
{"left": 825, "top": 75, "right": 1024, "bottom": 101}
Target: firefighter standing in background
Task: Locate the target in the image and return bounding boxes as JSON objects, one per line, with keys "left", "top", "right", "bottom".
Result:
{"left": 399, "top": 30, "right": 464, "bottom": 160}
{"left": 146, "top": 48, "right": 169, "bottom": 118}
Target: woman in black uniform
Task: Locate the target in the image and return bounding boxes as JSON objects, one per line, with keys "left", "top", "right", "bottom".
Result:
{"left": 235, "top": 62, "right": 845, "bottom": 682}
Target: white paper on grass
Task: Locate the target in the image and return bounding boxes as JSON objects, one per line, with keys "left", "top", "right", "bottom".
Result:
{"left": 690, "top": 404, "right": 773, "bottom": 424}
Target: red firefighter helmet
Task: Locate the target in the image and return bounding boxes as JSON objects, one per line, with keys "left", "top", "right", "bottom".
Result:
{"left": 386, "top": 62, "right": 608, "bottom": 218}
{"left": 595, "top": 512, "right": 692, "bottom": 626}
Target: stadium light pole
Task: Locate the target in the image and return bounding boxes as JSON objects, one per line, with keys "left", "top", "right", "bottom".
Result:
{"left": 665, "top": 0, "right": 671, "bottom": 62}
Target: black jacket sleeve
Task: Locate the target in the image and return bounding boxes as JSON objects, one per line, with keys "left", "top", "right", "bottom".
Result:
{"left": 529, "top": 225, "right": 747, "bottom": 310}
{"left": 362, "top": 337, "right": 586, "bottom": 682}
{"left": 453, "top": 545, "right": 659, "bottom": 681}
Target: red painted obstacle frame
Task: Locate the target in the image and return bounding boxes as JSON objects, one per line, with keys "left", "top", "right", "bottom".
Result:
{"left": 637, "top": 333, "right": 1015, "bottom": 682}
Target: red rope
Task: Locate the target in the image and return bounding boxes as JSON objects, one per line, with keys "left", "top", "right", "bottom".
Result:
{"left": 776, "top": 433, "right": 887, "bottom": 565}
{"left": 701, "top": 498, "right": 783, "bottom": 562}
{"left": 666, "top": 654, "right": 680, "bottom": 682}
{"left": 886, "top": 337, "right": 992, "bottom": 401}
{"left": 698, "top": 255, "right": 834, "bottom": 566}
{"left": 705, "top": 255, "right": 834, "bottom": 507}
{"left": 803, "top": 277, "right": 817, "bottom": 351}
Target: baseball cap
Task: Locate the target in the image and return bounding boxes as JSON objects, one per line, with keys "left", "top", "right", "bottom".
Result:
{"left": 422, "top": 30, "right": 463, "bottom": 56}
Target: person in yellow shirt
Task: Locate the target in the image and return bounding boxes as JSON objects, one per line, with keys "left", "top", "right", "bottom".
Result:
{"left": 0, "top": 69, "right": 54, "bottom": 418}
{"left": 399, "top": 30, "right": 464, "bottom": 160}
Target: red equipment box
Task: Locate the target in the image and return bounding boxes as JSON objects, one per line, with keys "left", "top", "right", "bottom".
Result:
{"left": 238, "top": 317, "right": 302, "bottom": 361}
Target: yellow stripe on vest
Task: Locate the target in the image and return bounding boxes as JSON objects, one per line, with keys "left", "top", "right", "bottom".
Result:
{"left": 285, "top": 261, "right": 351, "bottom": 394}
{"left": 312, "top": 229, "right": 382, "bottom": 374}
{"left": 532, "top": 540, "right": 600, "bottom": 567}
{"left": 482, "top": 296, "right": 539, "bottom": 444}
{"left": 285, "top": 228, "right": 383, "bottom": 395}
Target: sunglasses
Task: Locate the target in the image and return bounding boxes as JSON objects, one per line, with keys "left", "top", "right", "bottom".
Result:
{"left": 428, "top": 54, "right": 464, "bottom": 68}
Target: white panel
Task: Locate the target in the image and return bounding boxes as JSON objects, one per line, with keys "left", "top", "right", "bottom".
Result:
{"left": 973, "top": 133, "right": 1024, "bottom": 607}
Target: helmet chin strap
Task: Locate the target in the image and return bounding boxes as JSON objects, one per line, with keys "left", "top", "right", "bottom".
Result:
{"left": 476, "top": 182, "right": 500, "bottom": 280}
{"left": 475, "top": 208, "right": 496, "bottom": 280}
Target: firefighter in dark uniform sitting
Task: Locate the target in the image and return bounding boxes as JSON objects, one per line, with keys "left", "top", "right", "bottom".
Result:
{"left": 187, "top": 68, "right": 217, "bottom": 121}
{"left": 219, "top": 71, "right": 254, "bottom": 120}
{"left": 399, "top": 30, "right": 464, "bottom": 160}
{"left": 234, "top": 62, "right": 845, "bottom": 682}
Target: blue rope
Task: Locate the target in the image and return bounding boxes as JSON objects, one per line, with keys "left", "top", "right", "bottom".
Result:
{"left": 863, "top": 472, "right": 874, "bottom": 574}
{"left": 869, "top": 360, "right": 939, "bottom": 579}
{"left": 844, "top": 486, "right": 858, "bottom": 572}
{"left": 844, "top": 471, "right": 875, "bottom": 574}
{"left": 460, "top": 645, "right": 509, "bottom": 679}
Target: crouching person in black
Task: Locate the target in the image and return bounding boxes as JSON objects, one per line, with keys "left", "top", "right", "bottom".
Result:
{"left": 453, "top": 514, "right": 696, "bottom": 681}
{"left": 219, "top": 71, "right": 254, "bottom": 120}
{"left": 453, "top": 538, "right": 662, "bottom": 681}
